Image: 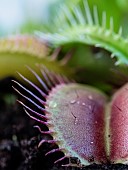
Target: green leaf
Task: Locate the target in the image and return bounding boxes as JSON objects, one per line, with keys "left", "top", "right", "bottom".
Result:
{"left": 36, "top": 0, "right": 128, "bottom": 65}
{"left": 0, "top": 35, "right": 74, "bottom": 83}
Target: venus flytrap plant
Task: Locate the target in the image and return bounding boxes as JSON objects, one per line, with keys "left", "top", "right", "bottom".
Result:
{"left": 0, "top": 35, "right": 74, "bottom": 83}
{"left": 36, "top": 0, "right": 128, "bottom": 88}
{"left": 9, "top": 0, "right": 128, "bottom": 168}
{"left": 36, "top": 0, "right": 128, "bottom": 64}
{"left": 13, "top": 66, "right": 128, "bottom": 167}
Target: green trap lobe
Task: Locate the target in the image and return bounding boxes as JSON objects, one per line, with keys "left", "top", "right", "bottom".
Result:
{"left": 46, "top": 83, "right": 108, "bottom": 165}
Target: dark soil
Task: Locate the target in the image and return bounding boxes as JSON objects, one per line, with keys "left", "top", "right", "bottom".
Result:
{"left": 0, "top": 77, "right": 128, "bottom": 170}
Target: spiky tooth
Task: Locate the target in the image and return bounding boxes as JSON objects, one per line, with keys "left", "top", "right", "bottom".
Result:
{"left": 18, "top": 100, "right": 47, "bottom": 120}
{"left": 34, "top": 126, "right": 53, "bottom": 134}
{"left": 12, "top": 80, "right": 46, "bottom": 105}
{"left": 26, "top": 66, "right": 49, "bottom": 92}
{"left": 0, "top": 35, "right": 49, "bottom": 58}
{"left": 45, "top": 148, "right": 64, "bottom": 156}
{"left": 109, "top": 83, "right": 128, "bottom": 163}
{"left": 93, "top": 6, "right": 99, "bottom": 25}
{"left": 38, "top": 139, "right": 59, "bottom": 148}
{"left": 54, "top": 155, "right": 67, "bottom": 164}
{"left": 46, "top": 83, "right": 108, "bottom": 165}
{"left": 24, "top": 109, "right": 48, "bottom": 125}
{"left": 17, "top": 72, "right": 47, "bottom": 97}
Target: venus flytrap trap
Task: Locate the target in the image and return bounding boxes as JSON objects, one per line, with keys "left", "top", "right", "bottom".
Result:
{"left": 0, "top": 35, "right": 74, "bottom": 83}
{"left": 36, "top": 0, "right": 128, "bottom": 87}
{"left": 13, "top": 66, "right": 128, "bottom": 167}
{"left": 36, "top": 0, "right": 128, "bottom": 65}
{"left": 34, "top": 0, "right": 128, "bottom": 95}
{"left": 7, "top": 0, "right": 128, "bottom": 169}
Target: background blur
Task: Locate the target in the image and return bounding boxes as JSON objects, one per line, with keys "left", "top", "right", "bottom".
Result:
{"left": 0, "top": 0, "right": 128, "bottom": 37}
{"left": 0, "top": 0, "right": 56, "bottom": 36}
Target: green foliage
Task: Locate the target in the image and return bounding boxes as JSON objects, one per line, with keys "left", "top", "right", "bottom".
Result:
{"left": 1, "top": 0, "right": 128, "bottom": 93}
{"left": 37, "top": 0, "right": 128, "bottom": 65}
{"left": 0, "top": 36, "right": 74, "bottom": 83}
{"left": 35, "top": 0, "right": 128, "bottom": 92}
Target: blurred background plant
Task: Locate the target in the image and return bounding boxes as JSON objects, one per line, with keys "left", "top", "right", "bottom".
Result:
{"left": 1, "top": 0, "right": 128, "bottom": 93}
{"left": 0, "top": 0, "right": 128, "bottom": 36}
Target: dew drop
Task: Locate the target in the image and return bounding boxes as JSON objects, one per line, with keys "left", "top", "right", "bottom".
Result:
{"left": 82, "top": 102, "right": 85, "bottom": 106}
{"left": 74, "top": 118, "right": 78, "bottom": 125}
{"left": 89, "top": 105, "right": 92, "bottom": 110}
{"left": 88, "top": 95, "right": 93, "bottom": 100}
{"left": 70, "top": 100, "right": 76, "bottom": 104}
{"left": 111, "top": 53, "right": 115, "bottom": 58}
{"left": 95, "top": 44, "right": 101, "bottom": 47}
{"left": 49, "top": 101, "right": 57, "bottom": 108}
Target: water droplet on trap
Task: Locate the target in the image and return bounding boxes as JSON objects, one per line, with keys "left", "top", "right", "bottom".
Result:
{"left": 49, "top": 101, "right": 57, "bottom": 108}
{"left": 89, "top": 105, "right": 92, "bottom": 110}
{"left": 77, "top": 101, "right": 80, "bottom": 104}
{"left": 70, "top": 100, "right": 76, "bottom": 104}
{"left": 88, "top": 95, "right": 93, "bottom": 100}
